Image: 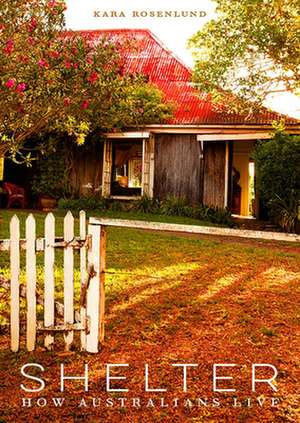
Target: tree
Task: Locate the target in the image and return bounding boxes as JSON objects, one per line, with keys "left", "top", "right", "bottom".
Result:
{"left": 253, "top": 130, "right": 300, "bottom": 233}
{"left": 0, "top": 0, "right": 173, "bottom": 161}
{"left": 189, "top": 0, "right": 300, "bottom": 113}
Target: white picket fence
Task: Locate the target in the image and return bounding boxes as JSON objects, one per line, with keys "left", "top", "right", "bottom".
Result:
{"left": 1, "top": 211, "right": 105, "bottom": 353}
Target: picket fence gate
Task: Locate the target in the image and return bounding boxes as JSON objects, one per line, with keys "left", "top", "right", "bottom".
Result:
{"left": 1, "top": 211, "right": 106, "bottom": 353}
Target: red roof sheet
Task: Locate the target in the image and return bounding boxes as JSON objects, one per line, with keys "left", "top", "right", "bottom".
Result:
{"left": 75, "top": 29, "right": 299, "bottom": 126}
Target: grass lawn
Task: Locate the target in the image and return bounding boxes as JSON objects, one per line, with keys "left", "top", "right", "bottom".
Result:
{"left": 0, "top": 209, "right": 300, "bottom": 421}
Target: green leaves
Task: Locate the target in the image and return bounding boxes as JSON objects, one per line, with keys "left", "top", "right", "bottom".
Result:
{"left": 253, "top": 130, "right": 300, "bottom": 232}
{"left": 189, "top": 0, "right": 300, "bottom": 113}
{"left": 0, "top": 1, "right": 173, "bottom": 157}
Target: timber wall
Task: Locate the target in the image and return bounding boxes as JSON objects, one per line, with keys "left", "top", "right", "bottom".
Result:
{"left": 203, "top": 141, "right": 226, "bottom": 208}
{"left": 69, "top": 142, "right": 103, "bottom": 197}
{"left": 153, "top": 134, "right": 202, "bottom": 203}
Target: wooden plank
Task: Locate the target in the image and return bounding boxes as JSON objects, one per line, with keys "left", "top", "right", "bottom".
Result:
{"left": 44, "top": 213, "right": 55, "bottom": 350}
{"left": 10, "top": 215, "right": 20, "bottom": 352}
{"left": 37, "top": 322, "right": 85, "bottom": 332}
{"left": 105, "top": 131, "right": 150, "bottom": 139}
{"left": 149, "top": 135, "right": 155, "bottom": 198}
{"left": 141, "top": 138, "right": 150, "bottom": 196}
{"left": 89, "top": 217, "right": 300, "bottom": 243}
{"left": 197, "top": 133, "right": 274, "bottom": 141}
{"left": 110, "top": 195, "right": 141, "bottom": 201}
{"left": 102, "top": 140, "right": 112, "bottom": 197}
{"left": 67, "top": 142, "right": 103, "bottom": 197}
{"left": 224, "top": 141, "right": 230, "bottom": 208}
{"left": 0, "top": 236, "right": 86, "bottom": 251}
{"left": 79, "top": 210, "right": 87, "bottom": 351}
{"left": 154, "top": 134, "right": 201, "bottom": 203}
{"left": 203, "top": 142, "right": 226, "bottom": 208}
{"left": 26, "top": 215, "right": 36, "bottom": 351}
{"left": 86, "top": 224, "right": 101, "bottom": 353}
{"left": 99, "top": 227, "right": 106, "bottom": 343}
{"left": 63, "top": 211, "right": 74, "bottom": 351}
{"left": 0, "top": 239, "right": 11, "bottom": 251}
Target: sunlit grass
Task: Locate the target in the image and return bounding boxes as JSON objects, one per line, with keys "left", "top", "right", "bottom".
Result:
{"left": 1, "top": 212, "right": 300, "bottom": 421}
{"left": 0, "top": 209, "right": 300, "bottom": 342}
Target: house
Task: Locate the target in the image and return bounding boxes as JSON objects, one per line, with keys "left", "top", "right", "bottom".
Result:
{"left": 5, "top": 29, "right": 300, "bottom": 217}
{"left": 68, "top": 28, "right": 300, "bottom": 218}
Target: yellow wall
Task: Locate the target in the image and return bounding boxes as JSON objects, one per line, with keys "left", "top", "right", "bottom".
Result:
{"left": 232, "top": 141, "right": 255, "bottom": 216}
{"left": 0, "top": 158, "right": 4, "bottom": 181}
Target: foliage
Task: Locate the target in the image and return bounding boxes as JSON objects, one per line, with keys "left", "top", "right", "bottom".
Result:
{"left": 201, "top": 206, "right": 233, "bottom": 226}
{"left": 131, "top": 196, "right": 160, "bottom": 214}
{"left": 160, "top": 196, "right": 191, "bottom": 216}
{"left": 253, "top": 131, "right": 300, "bottom": 232}
{"left": 57, "top": 194, "right": 234, "bottom": 226}
{"left": 0, "top": 0, "right": 173, "bottom": 161}
{"left": 159, "top": 196, "right": 233, "bottom": 226}
{"left": 31, "top": 147, "right": 68, "bottom": 198}
{"left": 57, "top": 196, "right": 110, "bottom": 211}
{"left": 107, "top": 84, "right": 175, "bottom": 129}
{"left": 189, "top": 0, "right": 300, "bottom": 113}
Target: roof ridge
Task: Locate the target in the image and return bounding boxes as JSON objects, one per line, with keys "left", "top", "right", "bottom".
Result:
{"left": 63, "top": 28, "right": 299, "bottom": 125}
{"left": 68, "top": 28, "right": 192, "bottom": 73}
{"left": 143, "top": 29, "right": 192, "bottom": 73}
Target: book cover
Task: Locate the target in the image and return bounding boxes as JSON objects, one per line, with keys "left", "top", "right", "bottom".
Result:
{"left": 0, "top": 1, "right": 299, "bottom": 422}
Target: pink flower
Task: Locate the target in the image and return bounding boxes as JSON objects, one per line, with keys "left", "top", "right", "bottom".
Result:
{"left": 28, "top": 37, "right": 35, "bottom": 46}
{"left": 64, "top": 61, "right": 71, "bottom": 69}
{"left": 16, "top": 83, "right": 26, "bottom": 93}
{"left": 87, "top": 71, "right": 98, "bottom": 84}
{"left": 81, "top": 100, "right": 89, "bottom": 109}
{"left": 73, "top": 63, "right": 78, "bottom": 69}
{"left": 21, "top": 55, "right": 29, "bottom": 64}
{"left": 47, "top": 1, "right": 57, "bottom": 7}
{"left": 5, "top": 79, "right": 15, "bottom": 89}
{"left": 38, "top": 59, "right": 48, "bottom": 68}
{"left": 63, "top": 97, "right": 71, "bottom": 106}
{"left": 29, "top": 17, "right": 37, "bottom": 32}
{"left": 4, "top": 39, "right": 14, "bottom": 55}
{"left": 50, "top": 50, "right": 60, "bottom": 59}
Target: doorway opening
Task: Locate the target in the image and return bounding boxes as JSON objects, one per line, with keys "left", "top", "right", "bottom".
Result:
{"left": 111, "top": 141, "right": 143, "bottom": 197}
{"left": 248, "top": 161, "right": 255, "bottom": 217}
{"left": 232, "top": 140, "right": 256, "bottom": 218}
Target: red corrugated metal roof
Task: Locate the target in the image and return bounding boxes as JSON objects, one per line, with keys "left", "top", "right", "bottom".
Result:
{"left": 75, "top": 29, "right": 299, "bottom": 126}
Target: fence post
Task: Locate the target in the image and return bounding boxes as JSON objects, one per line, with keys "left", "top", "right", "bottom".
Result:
{"left": 44, "top": 213, "right": 55, "bottom": 350}
{"left": 64, "top": 211, "right": 74, "bottom": 351}
{"left": 99, "top": 226, "right": 106, "bottom": 343}
{"left": 79, "top": 210, "right": 87, "bottom": 351}
{"left": 86, "top": 223, "right": 101, "bottom": 353}
{"left": 10, "top": 215, "right": 20, "bottom": 352}
{"left": 26, "top": 214, "right": 36, "bottom": 351}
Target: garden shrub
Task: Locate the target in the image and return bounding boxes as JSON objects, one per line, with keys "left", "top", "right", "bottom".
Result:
{"left": 58, "top": 194, "right": 233, "bottom": 226}
{"left": 32, "top": 150, "right": 68, "bottom": 199}
{"left": 131, "top": 196, "right": 160, "bottom": 213}
{"left": 253, "top": 131, "right": 300, "bottom": 233}
{"left": 109, "top": 200, "right": 127, "bottom": 212}
{"left": 160, "top": 196, "right": 190, "bottom": 216}
{"left": 58, "top": 197, "right": 110, "bottom": 211}
{"left": 206, "top": 206, "right": 233, "bottom": 226}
